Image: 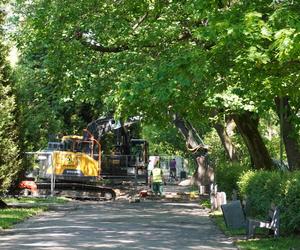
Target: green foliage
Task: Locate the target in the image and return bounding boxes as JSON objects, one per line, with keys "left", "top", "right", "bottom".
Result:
{"left": 9, "top": 0, "right": 300, "bottom": 174}
{"left": 15, "top": 62, "right": 102, "bottom": 151}
{"left": 142, "top": 123, "right": 186, "bottom": 155}
{"left": 200, "top": 199, "right": 211, "bottom": 209}
{"left": 238, "top": 171, "right": 284, "bottom": 217}
{"left": 204, "top": 128, "right": 250, "bottom": 195}
{"left": 0, "top": 7, "right": 20, "bottom": 192}
{"left": 216, "top": 162, "right": 250, "bottom": 197}
{"left": 280, "top": 172, "right": 300, "bottom": 233}
{"left": 238, "top": 170, "right": 300, "bottom": 234}
{"left": 258, "top": 113, "right": 283, "bottom": 159}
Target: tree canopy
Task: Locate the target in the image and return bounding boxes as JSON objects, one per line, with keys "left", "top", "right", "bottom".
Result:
{"left": 8, "top": 0, "right": 300, "bottom": 171}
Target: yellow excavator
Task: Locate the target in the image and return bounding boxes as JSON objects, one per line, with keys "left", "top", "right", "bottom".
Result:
{"left": 20, "top": 117, "right": 148, "bottom": 200}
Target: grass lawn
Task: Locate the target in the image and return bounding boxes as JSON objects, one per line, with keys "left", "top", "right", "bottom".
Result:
{"left": 0, "top": 196, "right": 69, "bottom": 229}
{"left": 0, "top": 207, "right": 45, "bottom": 229}
{"left": 3, "top": 196, "right": 69, "bottom": 205}
{"left": 237, "top": 237, "right": 300, "bottom": 250}
{"left": 211, "top": 211, "right": 300, "bottom": 250}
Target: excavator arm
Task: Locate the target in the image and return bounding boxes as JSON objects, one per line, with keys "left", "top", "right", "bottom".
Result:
{"left": 84, "top": 116, "right": 117, "bottom": 141}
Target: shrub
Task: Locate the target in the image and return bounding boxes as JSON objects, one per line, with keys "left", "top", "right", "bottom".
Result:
{"left": 204, "top": 128, "right": 251, "bottom": 198}
{"left": 238, "top": 170, "right": 284, "bottom": 217}
{"left": 281, "top": 171, "right": 300, "bottom": 233}
{"left": 238, "top": 170, "right": 300, "bottom": 234}
{"left": 216, "top": 161, "right": 249, "bottom": 197}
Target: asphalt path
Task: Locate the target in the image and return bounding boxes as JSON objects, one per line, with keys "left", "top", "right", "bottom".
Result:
{"left": 0, "top": 198, "right": 237, "bottom": 250}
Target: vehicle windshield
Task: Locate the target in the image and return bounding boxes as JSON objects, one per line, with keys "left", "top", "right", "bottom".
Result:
{"left": 63, "top": 139, "right": 73, "bottom": 151}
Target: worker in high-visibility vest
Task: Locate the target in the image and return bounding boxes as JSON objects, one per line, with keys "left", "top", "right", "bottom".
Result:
{"left": 149, "top": 161, "right": 165, "bottom": 196}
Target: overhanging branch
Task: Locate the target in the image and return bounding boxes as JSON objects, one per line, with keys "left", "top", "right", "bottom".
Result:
{"left": 75, "top": 31, "right": 129, "bottom": 53}
{"left": 132, "top": 12, "right": 149, "bottom": 31}
{"left": 74, "top": 17, "right": 212, "bottom": 54}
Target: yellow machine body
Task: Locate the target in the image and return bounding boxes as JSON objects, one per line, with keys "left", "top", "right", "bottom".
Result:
{"left": 40, "top": 134, "right": 101, "bottom": 181}
{"left": 47, "top": 151, "right": 100, "bottom": 177}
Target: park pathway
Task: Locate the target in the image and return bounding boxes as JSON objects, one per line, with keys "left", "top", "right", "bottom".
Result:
{"left": 0, "top": 197, "right": 237, "bottom": 250}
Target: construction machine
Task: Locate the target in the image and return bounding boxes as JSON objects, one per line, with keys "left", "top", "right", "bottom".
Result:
{"left": 20, "top": 117, "right": 148, "bottom": 200}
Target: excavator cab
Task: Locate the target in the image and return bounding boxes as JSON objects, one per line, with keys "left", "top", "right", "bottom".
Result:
{"left": 61, "top": 136, "right": 99, "bottom": 159}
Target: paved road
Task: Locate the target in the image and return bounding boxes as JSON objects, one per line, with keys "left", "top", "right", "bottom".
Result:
{"left": 0, "top": 199, "right": 237, "bottom": 250}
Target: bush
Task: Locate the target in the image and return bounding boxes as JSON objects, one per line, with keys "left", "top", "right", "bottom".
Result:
{"left": 216, "top": 161, "right": 249, "bottom": 198}
{"left": 204, "top": 128, "right": 251, "bottom": 198}
{"left": 238, "top": 170, "right": 300, "bottom": 234}
{"left": 238, "top": 170, "right": 284, "bottom": 217}
{"left": 281, "top": 171, "right": 300, "bottom": 234}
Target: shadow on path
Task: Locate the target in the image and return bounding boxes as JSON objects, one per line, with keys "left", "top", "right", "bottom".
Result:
{"left": 0, "top": 200, "right": 237, "bottom": 250}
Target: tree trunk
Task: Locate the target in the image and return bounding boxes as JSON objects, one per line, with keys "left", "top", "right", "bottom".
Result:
{"left": 275, "top": 96, "right": 300, "bottom": 170}
{"left": 214, "top": 118, "right": 238, "bottom": 162}
{"left": 232, "top": 112, "right": 273, "bottom": 170}
{"left": 171, "top": 113, "right": 214, "bottom": 190}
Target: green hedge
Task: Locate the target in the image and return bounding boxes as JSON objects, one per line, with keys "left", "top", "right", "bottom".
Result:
{"left": 216, "top": 161, "right": 249, "bottom": 197}
{"left": 280, "top": 172, "right": 300, "bottom": 234}
{"left": 238, "top": 170, "right": 300, "bottom": 234}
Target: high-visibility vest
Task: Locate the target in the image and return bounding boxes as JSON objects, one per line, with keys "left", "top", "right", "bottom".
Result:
{"left": 152, "top": 168, "right": 163, "bottom": 183}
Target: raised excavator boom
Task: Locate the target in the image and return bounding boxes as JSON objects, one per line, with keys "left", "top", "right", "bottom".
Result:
{"left": 84, "top": 116, "right": 148, "bottom": 180}
{"left": 84, "top": 117, "right": 118, "bottom": 141}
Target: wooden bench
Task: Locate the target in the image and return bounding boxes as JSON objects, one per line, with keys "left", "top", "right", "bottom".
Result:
{"left": 246, "top": 206, "right": 280, "bottom": 239}
{"left": 221, "top": 201, "right": 280, "bottom": 239}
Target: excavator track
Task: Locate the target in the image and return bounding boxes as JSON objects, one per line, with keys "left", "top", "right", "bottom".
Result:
{"left": 36, "top": 182, "right": 116, "bottom": 201}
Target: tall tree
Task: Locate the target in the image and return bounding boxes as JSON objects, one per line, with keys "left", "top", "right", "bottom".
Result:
{"left": 12, "top": 0, "right": 300, "bottom": 171}
{"left": 171, "top": 113, "right": 214, "bottom": 187}
{"left": 275, "top": 96, "right": 300, "bottom": 170}
{"left": 0, "top": 4, "right": 20, "bottom": 192}
{"left": 233, "top": 112, "right": 273, "bottom": 170}
{"left": 213, "top": 117, "right": 239, "bottom": 162}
